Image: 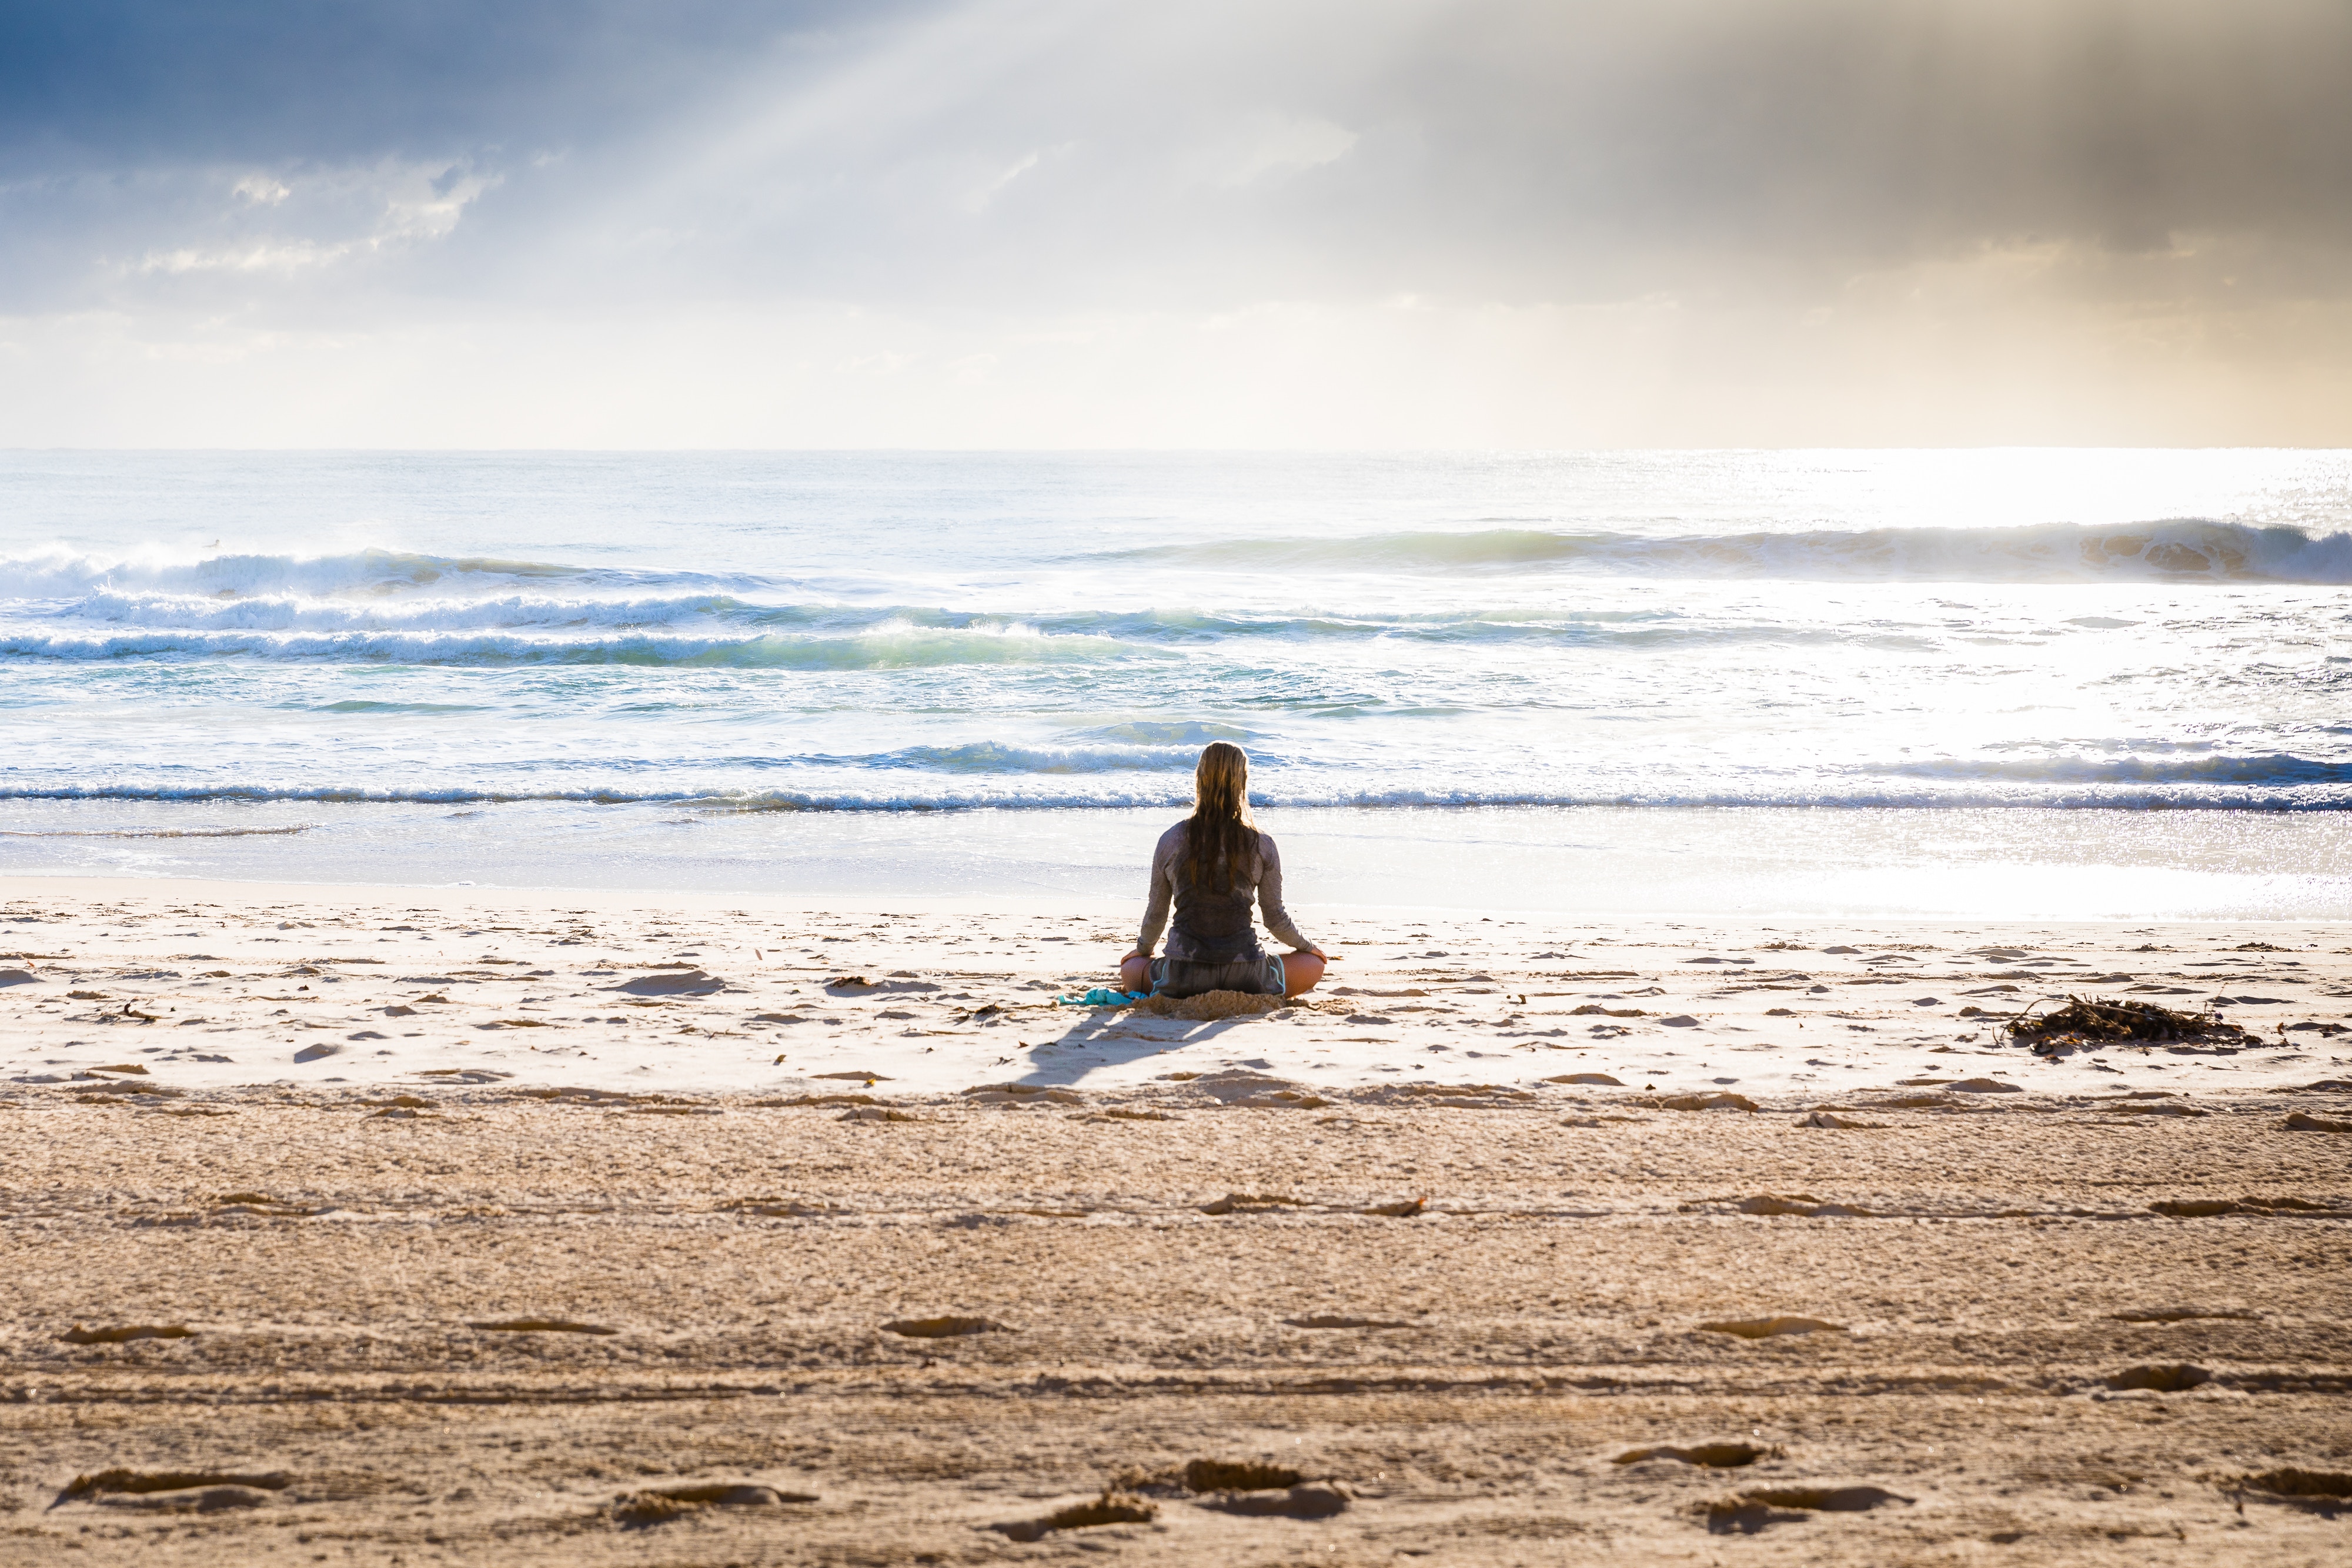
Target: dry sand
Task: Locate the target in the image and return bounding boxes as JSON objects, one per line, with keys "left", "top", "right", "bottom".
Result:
{"left": 4, "top": 877, "right": 2350, "bottom": 1564}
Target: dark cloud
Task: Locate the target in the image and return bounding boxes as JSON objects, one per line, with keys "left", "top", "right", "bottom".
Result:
{"left": 0, "top": 1, "right": 923, "bottom": 166}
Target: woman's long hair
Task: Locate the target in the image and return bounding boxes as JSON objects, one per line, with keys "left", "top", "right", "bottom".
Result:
{"left": 1187, "top": 741, "right": 1258, "bottom": 892}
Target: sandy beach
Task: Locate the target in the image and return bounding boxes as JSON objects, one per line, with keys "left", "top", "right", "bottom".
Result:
{"left": 4, "top": 876, "right": 2349, "bottom": 1563}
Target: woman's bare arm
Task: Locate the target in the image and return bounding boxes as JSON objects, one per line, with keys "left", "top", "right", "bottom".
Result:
{"left": 1255, "top": 833, "right": 1319, "bottom": 952}
{"left": 1134, "top": 824, "right": 1181, "bottom": 955}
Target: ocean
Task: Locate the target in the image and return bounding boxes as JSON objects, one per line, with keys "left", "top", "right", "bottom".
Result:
{"left": 6, "top": 448, "right": 2351, "bottom": 918}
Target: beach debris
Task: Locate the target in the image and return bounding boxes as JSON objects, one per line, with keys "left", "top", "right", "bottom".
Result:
{"left": 2106, "top": 1363, "right": 2211, "bottom": 1392}
{"left": 1284, "top": 1314, "right": 1411, "bottom": 1329}
{"left": 1363, "top": 1196, "right": 1428, "bottom": 1217}
{"left": 87, "top": 1062, "right": 148, "bottom": 1075}
{"left": 1549, "top": 1072, "right": 1625, "bottom": 1085}
{"left": 2003, "top": 995, "right": 2249, "bottom": 1052}
{"left": 612, "top": 1483, "right": 814, "bottom": 1526}
{"left": 1615, "top": 1443, "right": 1775, "bottom": 1468}
{"left": 883, "top": 1315, "right": 1007, "bottom": 1338}
{"left": 1705, "top": 1486, "right": 1912, "bottom": 1533}
{"left": 468, "top": 1318, "right": 618, "bottom": 1335}
{"left": 1698, "top": 1316, "right": 1843, "bottom": 1339}
{"left": 1569, "top": 1005, "right": 1646, "bottom": 1017}
{"left": 61, "top": 1323, "right": 193, "bottom": 1345}
{"left": 52, "top": 1469, "right": 289, "bottom": 1511}
{"left": 991, "top": 1490, "right": 1157, "bottom": 1542}
{"left": 2283, "top": 1111, "right": 2352, "bottom": 1132}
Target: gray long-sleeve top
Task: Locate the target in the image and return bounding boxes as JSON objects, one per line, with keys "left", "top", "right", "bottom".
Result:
{"left": 1135, "top": 820, "right": 1313, "bottom": 960}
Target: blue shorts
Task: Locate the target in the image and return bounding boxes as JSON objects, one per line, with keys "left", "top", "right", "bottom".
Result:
{"left": 1150, "top": 953, "right": 1287, "bottom": 999}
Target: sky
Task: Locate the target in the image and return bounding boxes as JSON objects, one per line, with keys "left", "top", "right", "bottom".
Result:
{"left": 3, "top": 0, "right": 2350, "bottom": 448}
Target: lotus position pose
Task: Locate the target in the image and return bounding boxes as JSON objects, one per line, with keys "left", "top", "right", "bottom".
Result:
{"left": 1119, "top": 741, "right": 1330, "bottom": 999}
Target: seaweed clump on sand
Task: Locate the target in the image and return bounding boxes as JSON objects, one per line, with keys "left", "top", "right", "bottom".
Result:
{"left": 2004, "top": 995, "right": 2250, "bottom": 1055}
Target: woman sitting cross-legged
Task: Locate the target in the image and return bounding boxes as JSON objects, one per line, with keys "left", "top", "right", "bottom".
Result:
{"left": 1119, "top": 741, "right": 1331, "bottom": 999}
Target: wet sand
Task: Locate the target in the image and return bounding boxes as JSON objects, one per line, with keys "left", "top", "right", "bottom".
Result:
{"left": 4, "top": 878, "right": 2350, "bottom": 1563}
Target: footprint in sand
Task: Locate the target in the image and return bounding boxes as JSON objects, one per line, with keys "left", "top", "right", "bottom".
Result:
{"left": 1204, "top": 1482, "right": 1352, "bottom": 1519}
{"left": 612, "top": 1483, "right": 817, "bottom": 1526}
{"left": 468, "top": 1318, "right": 619, "bottom": 1335}
{"left": 1184, "top": 1460, "right": 1301, "bottom": 1491}
{"left": 1698, "top": 1316, "right": 1843, "bottom": 1340}
{"left": 883, "top": 1315, "right": 1008, "bottom": 1338}
{"left": 1283, "top": 1315, "right": 1412, "bottom": 1330}
{"left": 2234, "top": 1469, "right": 2352, "bottom": 1512}
{"left": 61, "top": 1324, "right": 193, "bottom": 1345}
{"left": 53, "top": 1469, "right": 290, "bottom": 1512}
{"left": 1616, "top": 1443, "right": 1775, "bottom": 1468}
{"left": 1705, "top": 1486, "right": 1911, "bottom": 1533}
{"left": 1736, "top": 1194, "right": 1873, "bottom": 1218}
{"left": 991, "top": 1492, "right": 1157, "bottom": 1542}
{"left": 2105, "top": 1363, "right": 2210, "bottom": 1392}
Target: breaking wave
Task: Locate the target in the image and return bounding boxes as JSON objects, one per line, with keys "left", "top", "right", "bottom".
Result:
{"left": 2, "top": 747, "right": 2347, "bottom": 812}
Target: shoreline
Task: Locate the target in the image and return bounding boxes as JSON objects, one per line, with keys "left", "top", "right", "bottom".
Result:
{"left": 8, "top": 803, "right": 2352, "bottom": 921}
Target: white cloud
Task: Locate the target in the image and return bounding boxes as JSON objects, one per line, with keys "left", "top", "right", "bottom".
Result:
{"left": 1203, "top": 113, "right": 1357, "bottom": 188}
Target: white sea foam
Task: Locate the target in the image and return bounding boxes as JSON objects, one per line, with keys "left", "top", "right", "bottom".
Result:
{"left": 4, "top": 450, "right": 2351, "bottom": 852}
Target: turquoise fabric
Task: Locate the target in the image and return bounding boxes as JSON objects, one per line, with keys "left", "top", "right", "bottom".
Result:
{"left": 1054, "top": 987, "right": 1150, "bottom": 1007}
